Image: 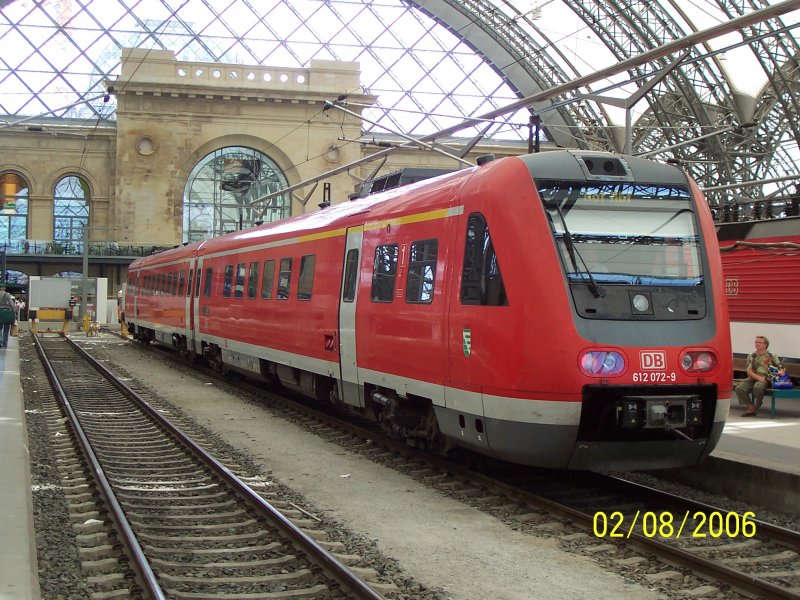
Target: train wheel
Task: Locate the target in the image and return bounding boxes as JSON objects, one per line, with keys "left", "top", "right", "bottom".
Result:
{"left": 373, "top": 391, "right": 443, "bottom": 452}
{"left": 205, "top": 345, "right": 224, "bottom": 373}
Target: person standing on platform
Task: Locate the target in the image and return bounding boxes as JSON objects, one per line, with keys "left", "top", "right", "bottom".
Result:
{"left": 0, "top": 285, "right": 16, "bottom": 348}
{"left": 735, "top": 335, "right": 782, "bottom": 416}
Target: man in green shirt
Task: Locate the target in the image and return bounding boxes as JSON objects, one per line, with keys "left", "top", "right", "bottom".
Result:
{"left": 735, "top": 335, "right": 782, "bottom": 416}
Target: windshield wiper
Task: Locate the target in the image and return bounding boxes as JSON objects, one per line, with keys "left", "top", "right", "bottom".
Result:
{"left": 551, "top": 203, "right": 606, "bottom": 299}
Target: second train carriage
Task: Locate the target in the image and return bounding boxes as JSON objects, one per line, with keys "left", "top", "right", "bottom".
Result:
{"left": 717, "top": 216, "right": 800, "bottom": 377}
{"left": 125, "top": 150, "right": 732, "bottom": 471}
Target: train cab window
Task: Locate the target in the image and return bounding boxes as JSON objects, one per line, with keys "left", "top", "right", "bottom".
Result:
{"left": 406, "top": 239, "right": 438, "bottom": 304}
{"left": 186, "top": 269, "right": 193, "bottom": 297}
{"left": 261, "top": 259, "right": 275, "bottom": 299}
{"left": 277, "top": 257, "right": 292, "bottom": 300}
{"left": 247, "top": 261, "right": 259, "bottom": 299}
{"left": 234, "top": 263, "right": 246, "bottom": 298}
{"left": 203, "top": 267, "right": 213, "bottom": 297}
{"left": 371, "top": 244, "right": 398, "bottom": 302}
{"left": 223, "top": 265, "right": 234, "bottom": 298}
{"left": 178, "top": 270, "right": 186, "bottom": 296}
{"left": 342, "top": 249, "right": 359, "bottom": 302}
{"left": 461, "top": 213, "right": 508, "bottom": 306}
{"left": 298, "top": 255, "right": 315, "bottom": 300}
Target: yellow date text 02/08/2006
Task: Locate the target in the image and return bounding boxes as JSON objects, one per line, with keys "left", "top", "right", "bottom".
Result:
{"left": 592, "top": 510, "right": 757, "bottom": 540}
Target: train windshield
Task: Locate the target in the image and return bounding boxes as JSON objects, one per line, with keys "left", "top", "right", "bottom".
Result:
{"left": 539, "top": 181, "right": 702, "bottom": 286}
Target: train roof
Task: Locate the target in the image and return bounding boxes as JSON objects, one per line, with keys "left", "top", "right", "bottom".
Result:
{"left": 129, "top": 162, "right": 479, "bottom": 268}
{"left": 716, "top": 216, "right": 800, "bottom": 242}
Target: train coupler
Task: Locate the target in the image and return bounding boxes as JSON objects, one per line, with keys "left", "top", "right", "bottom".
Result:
{"left": 617, "top": 395, "right": 702, "bottom": 431}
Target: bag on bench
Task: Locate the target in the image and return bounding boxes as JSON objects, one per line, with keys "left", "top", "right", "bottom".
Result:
{"left": 769, "top": 365, "right": 793, "bottom": 389}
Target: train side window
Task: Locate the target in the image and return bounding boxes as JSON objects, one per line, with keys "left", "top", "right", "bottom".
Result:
{"left": 223, "top": 265, "right": 234, "bottom": 298}
{"left": 178, "top": 270, "right": 186, "bottom": 296}
{"left": 173, "top": 271, "right": 180, "bottom": 296}
{"left": 234, "top": 263, "right": 246, "bottom": 298}
{"left": 406, "top": 239, "right": 438, "bottom": 304}
{"left": 371, "top": 244, "right": 398, "bottom": 302}
{"left": 298, "top": 255, "right": 315, "bottom": 300}
{"left": 342, "top": 249, "right": 359, "bottom": 302}
{"left": 186, "top": 269, "right": 193, "bottom": 297}
{"left": 247, "top": 261, "right": 259, "bottom": 299}
{"left": 161, "top": 273, "right": 168, "bottom": 296}
{"left": 203, "top": 267, "right": 213, "bottom": 297}
{"left": 461, "top": 213, "right": 508, "bottom": 306}
{"left": 277, "top": 257, "right": 292, "bottom": 300}
{"left": 196, "top": 267, "right": 203, "bottom": 297}
{"left": 261, "top": 259, "right": 275, "bottom": 299}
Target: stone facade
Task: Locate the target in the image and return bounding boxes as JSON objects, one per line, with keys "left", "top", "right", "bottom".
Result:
{"left": 112, "top": 48, "right": 376, "bottom": 244}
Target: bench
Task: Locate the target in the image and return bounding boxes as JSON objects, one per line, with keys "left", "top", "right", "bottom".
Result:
{"left": 765, "top": 388, "right": 800, "bottom": 418}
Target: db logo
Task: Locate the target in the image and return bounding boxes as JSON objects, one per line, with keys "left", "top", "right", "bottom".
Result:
{"left": 640, "top": 350, "right": 666, "bottom": 370}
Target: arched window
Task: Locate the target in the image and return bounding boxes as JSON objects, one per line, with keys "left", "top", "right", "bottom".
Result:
{"left": 54, "top": 176, "right": 90, "bottom": 254}
{"left": 183, "top": 147, "right": 289, "bottom": 243}
{"left": 1, "top": 173, "right": 29, "bottom": 252}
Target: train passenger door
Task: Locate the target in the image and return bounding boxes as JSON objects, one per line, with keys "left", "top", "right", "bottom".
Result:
{"left": 184, "top": 258, "right": 195, "bottom": 352}
{"left": 191, "top": 257, "right": 203, "bottom": 354}
{"left": 338, "top": 227, "right": 364, "bottom": 407}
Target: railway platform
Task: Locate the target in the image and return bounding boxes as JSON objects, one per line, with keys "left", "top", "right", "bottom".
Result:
{"left": 0, "top": 335, "right": 40, "bottom": 600}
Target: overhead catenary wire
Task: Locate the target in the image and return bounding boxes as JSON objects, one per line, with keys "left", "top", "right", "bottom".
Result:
{"left": 249, "top": 0, "right": 800, "bottom": 215}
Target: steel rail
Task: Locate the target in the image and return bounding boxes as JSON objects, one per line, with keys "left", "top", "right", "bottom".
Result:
{"left": 605, "top": 474, "right": 800, "bottom": 553}
{"left": 130, "top": 337, "right": 800, "bottom": 599}
{"left": 233, "top": 367, "right": 800, "bottom": 599}
{"left": 63, "top": 335, "right": 385, "bottom": 600}
{"left": 33, "top": 334, "right": 167, "bottom": 600}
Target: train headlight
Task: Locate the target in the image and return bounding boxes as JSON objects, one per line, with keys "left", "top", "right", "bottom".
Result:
{"left": 580, "top": 351, "right": 625, "bottom": 376}
{"left": 680, "top": 350, "right": 718, "bottom": 373}
{"left": 631, "top": 294, "right": 650, "bottom": 312}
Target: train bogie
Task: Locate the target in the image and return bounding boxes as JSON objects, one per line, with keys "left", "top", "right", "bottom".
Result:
{"left": 125, "top": 150, "right": 732, "bottom": 471}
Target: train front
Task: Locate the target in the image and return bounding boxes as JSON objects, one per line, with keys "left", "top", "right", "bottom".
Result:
{"left": 527, "top": 152, "right": 731, "bottom": 471}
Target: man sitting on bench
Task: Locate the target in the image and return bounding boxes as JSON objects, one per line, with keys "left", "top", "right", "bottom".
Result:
{"left": 735, "top": 335, "right": 782, "bottom": 417}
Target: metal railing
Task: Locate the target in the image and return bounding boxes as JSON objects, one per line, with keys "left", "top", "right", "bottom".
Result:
{"left": 1, "top": 240, "right": 173, "bottom": 258}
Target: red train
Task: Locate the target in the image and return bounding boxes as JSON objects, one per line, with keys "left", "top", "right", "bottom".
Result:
{"left": 125, "top": 150, "right": 732, "bottom": 471}
{"left": 717, "top": 216, "right": 800, "bottom": 377}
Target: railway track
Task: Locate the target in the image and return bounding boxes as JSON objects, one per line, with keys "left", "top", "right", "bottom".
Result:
{"left": 68, "top": 331, "right": 800, "bottom": 599}
{"left": 32, "top": 334, "right": 389, "bottom": 599}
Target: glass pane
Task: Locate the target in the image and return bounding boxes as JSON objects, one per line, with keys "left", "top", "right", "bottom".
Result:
{"left": 183, "top": 146, "right": 290, "bottom": 242}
